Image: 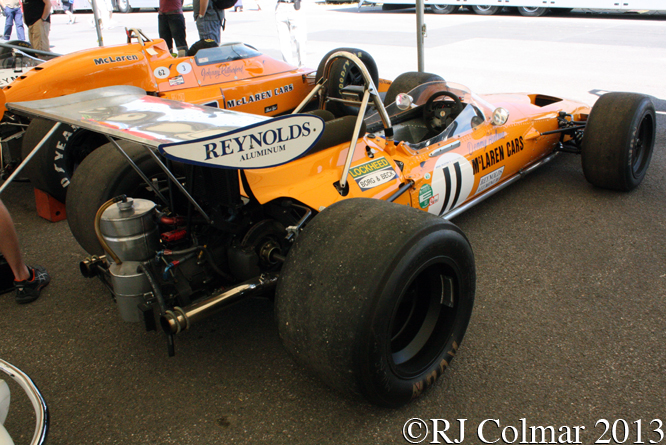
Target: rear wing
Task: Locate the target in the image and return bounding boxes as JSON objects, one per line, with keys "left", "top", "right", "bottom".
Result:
{"left": 1, "top": 86, "right": 324, "bottom": 220}
{"left": 3, "top": 85, "right": 323, "bottom": 177}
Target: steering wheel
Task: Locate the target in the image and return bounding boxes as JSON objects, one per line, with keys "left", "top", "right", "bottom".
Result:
{"left": 423, "top": 91, "right": 464, "bottom": 134}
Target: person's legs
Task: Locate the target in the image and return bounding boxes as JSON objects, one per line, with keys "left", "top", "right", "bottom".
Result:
{"left": 27, "top": 22, "right": 40, "bottom": 51}
{"left": 158, "top": 14, "right": 174, "bottom": 53}
{"left": 275, "top": 5, "right": 295, "bottom": 65}
{"left": 195, "top": 15, "right": 220, "bottom": 45}
{"left": 14, "top": 8, "right": 25, "bottom": 40}
{"left": 0, "top": 199, "right": 29, "bottom": 282}
{"left": 40, "top": 20, "right": 49, "bottom": 51}
{"left": 3, "top": 8, "right": 14, "bottom": 41}
{"left": 168, "top": 14, "right": 187, "bottom": 56}
{"left": 0, "top": 199, "right": 51, "bottom": 304}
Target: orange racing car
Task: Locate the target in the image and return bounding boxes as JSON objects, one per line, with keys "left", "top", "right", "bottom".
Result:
{"left": 3, "top": 50, "right": 656, "bottom": 408}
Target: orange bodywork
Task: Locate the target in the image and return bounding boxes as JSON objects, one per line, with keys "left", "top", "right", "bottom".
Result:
{"left": 1, "top": 39, "right": 316, "bottom": 119}
{"left": 245, "top": 94, "right": 590, "bottom": 215}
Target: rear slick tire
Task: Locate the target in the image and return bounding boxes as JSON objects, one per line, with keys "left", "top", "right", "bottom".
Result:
{"left": 581, "top": 92, "right": 656, "bottom": 192}
{"left": 275, "top": 198, "right": 475, "bottom": 407}
{"left": 66, "top": 140, "right": 162, "bottom": 255}
{"left": 21, "top": 119, "right": 107, "bottom": 203}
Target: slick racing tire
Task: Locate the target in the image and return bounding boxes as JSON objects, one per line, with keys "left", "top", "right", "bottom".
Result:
{"left": 21, "top": 119, "right": 108, "bottom": 203}
{"left": 315, "top": 47, "right": 379, "bottom": 117}
{"left": 66, "top": 140, "right": 163, "bottom": 255}
{"left": 430, "top": 4, "right": 457, "bottom": 14}
{"left": 517, "top": 6, "right": 549, "bottom": 16}
{"left": 383, "top": 71, "right": 444, "bottom": 107}
{"left": 581, "top": 92, "right": 656, "bottom": 192}
{"left": 275, "top": 198, "right": 475, "bottom": 408}
{"left": 471, "top": 5, "right": 500, "bottom": 15}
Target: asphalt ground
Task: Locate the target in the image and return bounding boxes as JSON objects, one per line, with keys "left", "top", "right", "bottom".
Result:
{"left": 1, "top": 5, "right": 666, "bottom": 445}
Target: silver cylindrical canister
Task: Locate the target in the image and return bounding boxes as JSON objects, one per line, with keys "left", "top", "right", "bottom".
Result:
{"left": 109, "top": 261, "right": 152, "bottom": 323}
{"left": 100, "top": 198, "right": 159, "bottom": 262}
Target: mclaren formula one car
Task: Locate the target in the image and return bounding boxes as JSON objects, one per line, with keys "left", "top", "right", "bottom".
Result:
{"left": 3, "top": 50, "right": 656, "bottom": 407}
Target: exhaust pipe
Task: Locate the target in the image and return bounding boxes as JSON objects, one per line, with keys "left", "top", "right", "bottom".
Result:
{"left": 160, "top": 273, "right": 279, "bottom": 334}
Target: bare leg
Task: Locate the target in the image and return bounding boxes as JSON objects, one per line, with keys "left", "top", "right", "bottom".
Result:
{"left": 0, "top": 199, "right": 30, "bottom": 281}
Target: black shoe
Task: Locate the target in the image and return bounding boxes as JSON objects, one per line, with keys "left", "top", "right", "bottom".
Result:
{"left": 14, "top": 265, "right": 50, "bottom": 304}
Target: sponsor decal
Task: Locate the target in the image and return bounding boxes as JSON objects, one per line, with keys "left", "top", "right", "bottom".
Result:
{"left": 159, "top": 114, "right": 324, "bottom": 169}
{"left": 169, "top": 75, "right": 185, "bottom": 86}
{"left": 506, "top": 136, "right": 525, "bottom": 157}
{"left": 472, "top": 143, "right": 504, "bottom": 175}
{"left": 200, "top": 65, "right": 244, "bottom": 81}
{"left": 476, "top": 166, "right": 504, "bottom": 194}
{"left": 265, "top": 104, "right": 278, "bottom": 113}
{"left": 472, "top": 137, "right": 523, "bottom": 174}
{"left": 94, "top": 54, "right": 139, "bottom": 65}
{"left": 428, "top": 153, "right": 474, "bottom": 216}
{"left": 226, "top": 84, "right": 294, "bottom": 109}
{"left": 154, "top": 66, "right": 170, "bottom": 79}
{"left": 349, "top": 157, "right": 397, "bottom": 191}
{"left": 466, "top": 131, "right": 507, "bottom": 155}
{"left": 418, "top": 184, "right": 439, "bottom": 209}
{"left": 176, "top": 62, "right": 192, "bottom": 75}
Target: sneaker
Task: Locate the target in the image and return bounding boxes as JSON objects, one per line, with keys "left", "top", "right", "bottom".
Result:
{"left": 14, "top": 265, "right": 50, "bottom": 304}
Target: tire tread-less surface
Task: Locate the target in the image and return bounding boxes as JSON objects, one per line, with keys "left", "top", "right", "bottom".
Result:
{"left": 276, "top": 198, "right": 475, "bottom": 407}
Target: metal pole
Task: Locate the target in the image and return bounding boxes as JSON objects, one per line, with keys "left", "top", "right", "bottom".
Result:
{"left": 416, "top": 0, "right": 426, "bottom": 72}
{"left": 91, "top": 0, "right": 104, "bottom": 47}
{"left": 0, "top": 123, "right": 62, "bottom": 195}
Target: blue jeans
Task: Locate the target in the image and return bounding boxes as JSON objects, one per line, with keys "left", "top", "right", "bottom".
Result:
{"left": 3, "top": 7, "right": 25, "bottom": 41}
{"left": 195, "top": 10, "right": 223, "bottom": 45}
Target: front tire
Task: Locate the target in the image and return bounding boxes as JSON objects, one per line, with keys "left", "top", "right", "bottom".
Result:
{"left": 276, "top": 198, "right": 475, "bottom": 407}
{"left": 471, "top": 5, "right": 500, "bottom": 15}
{"left": 581, "top": 92, "right": 656, "bottom": 191}
{"left": 517, "top": 6, "right": 549, "bottom": 16}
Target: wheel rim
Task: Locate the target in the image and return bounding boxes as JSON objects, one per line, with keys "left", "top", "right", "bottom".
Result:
{"left": 389, "top": 259, "right": 460, "bottom": 377}
{"left": 477, "top": 5, "right": 492, "bottom": 12}
{"left": 523, "top": 7, "right": 539, "bottom": 12}
{"left": 631, "top": 113, "right": 654, "bottom": 177}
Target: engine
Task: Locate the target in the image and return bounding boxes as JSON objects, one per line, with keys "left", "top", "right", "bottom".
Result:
{"left": 80, "top": 192, "right": 308, "bottom": 356}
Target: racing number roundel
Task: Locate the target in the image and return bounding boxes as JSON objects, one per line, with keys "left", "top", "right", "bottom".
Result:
{"left": 427, "top": 153, "right": 474, "bottom": 216}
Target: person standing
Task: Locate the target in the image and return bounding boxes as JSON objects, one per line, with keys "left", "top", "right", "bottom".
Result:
{"left": 60, "top": 0, "right": 76, "bottom": 24}
{"left": 1, "top": 0, "right": 25, "bottom": 41}
{"left": 275, "top": 0, "right": 306, "bottom": 67}
{"left": 193, "top": 0, "right": 224, "bottom": 45}
{"left": 159, "top": 0, "right": 187, "bottom": 56}
{"left": 22, "top": 0, "right": 50, "bottom": 52}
